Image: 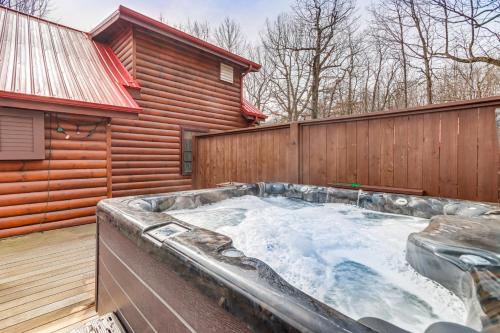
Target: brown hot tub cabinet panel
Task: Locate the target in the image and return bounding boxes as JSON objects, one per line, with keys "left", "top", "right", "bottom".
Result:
{"left": 96, "top": 182, "right": 499, "bottom": 333}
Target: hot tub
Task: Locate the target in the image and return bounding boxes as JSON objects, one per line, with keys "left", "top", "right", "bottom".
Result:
{"left": 96, "top": 182, "right": 500, "bottom": 333}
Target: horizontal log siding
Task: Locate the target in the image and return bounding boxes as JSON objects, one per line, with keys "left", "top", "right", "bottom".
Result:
{"left": 110, "top": 28, "right": 248, "bottom": 197}
{"left": 0, "top": 113, "right": 108, "bottom": 237}
{"left": 193, "top": 100, "right": 500, "bottom": 203}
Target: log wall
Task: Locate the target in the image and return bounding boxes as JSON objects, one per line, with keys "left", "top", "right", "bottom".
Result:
{"left": 193, "top": 98, "right": 500, "bottom": 203}
{"left": 110, "top": 27, "right": 248, "bottom": 197}
{"left": 0, "top": 25, "right": 252, "bottom": 237}
{"left": 0, "top": 112, "right": 109, "bottom": 237}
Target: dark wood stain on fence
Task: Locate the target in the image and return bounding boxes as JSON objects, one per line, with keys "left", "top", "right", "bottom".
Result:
{"left": 193, "top": 98, "right": 500, "bottom": 203}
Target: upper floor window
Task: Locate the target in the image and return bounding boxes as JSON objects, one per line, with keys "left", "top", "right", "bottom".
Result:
{"left": 220, "top": 63, "right": 234, "bottom": 83}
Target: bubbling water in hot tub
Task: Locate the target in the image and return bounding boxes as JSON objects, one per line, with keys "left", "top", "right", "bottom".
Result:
{"left": 168, "top": 195, "right": 468, "bottom": 333}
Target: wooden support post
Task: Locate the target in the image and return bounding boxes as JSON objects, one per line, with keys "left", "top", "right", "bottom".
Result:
{"left": 289, "top": 122, "right": 300, "bottom": 184}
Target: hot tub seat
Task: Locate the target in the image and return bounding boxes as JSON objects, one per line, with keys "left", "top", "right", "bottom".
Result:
{"left": 407, "top": 215, "right": 500, "bottom": 333}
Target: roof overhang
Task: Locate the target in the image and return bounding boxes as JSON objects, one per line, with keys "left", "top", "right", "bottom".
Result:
{"left": 0, "top": 91, "right": 140, "bottom": 119}
{"left": 91, "top": 6, "right": 261, "bottom": 71}
{"left": 242, "top": 99, "right": 267, "bottom": 121}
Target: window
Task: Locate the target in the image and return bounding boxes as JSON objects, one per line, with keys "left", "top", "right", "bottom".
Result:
{"left": 181, "top": 128, "right": 206, "bottom": 176}
{"left": 0, "top": 109, "right": 45, "bottom": 160}
{"left": 220, "top": 63, "right": 233, "bottom": 83}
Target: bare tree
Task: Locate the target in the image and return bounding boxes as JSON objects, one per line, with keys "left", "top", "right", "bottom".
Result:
{"left": 263, "top": 14, "right": 312, "bottom": 121}
{"left": 244, "top": 44, "right": 274, "bottom": 114}
{"left": 171, "top": 0, "right": 499, "bottom": 122}
{"left": 371, "top": 0, "right": 411, "bottom": 107}
{"left": 177, "top": 18, "right": 211, "bottom": 41}
{"left": 404, "top": 0, "right": 436, "bottom": 104}
{"left": 214, "top": 17, "right": 246, "bottom": 54}
{"left": 292, "top": 0, "right": 355, "bottom": 118}
{"left": 430, "top": 0, "right": 500, "bottom": 67}
{"left": 0, "top": 0, "right": 50, "bottom": 17}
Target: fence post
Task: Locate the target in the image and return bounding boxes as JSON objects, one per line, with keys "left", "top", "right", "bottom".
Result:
{"left": 289, "top": 122, "right": 300, "bottom": 183}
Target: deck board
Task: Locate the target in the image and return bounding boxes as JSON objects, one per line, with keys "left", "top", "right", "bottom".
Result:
{"left": 0, "top": 225, "right": 96, "bottom": 332}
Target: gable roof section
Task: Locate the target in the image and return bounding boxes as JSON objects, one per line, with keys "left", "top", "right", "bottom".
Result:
{"left": 91, "top": 5, "right": 261, "bottom": 71}
{"left": 0, "top": 6, "right": 141, "bottom": 116}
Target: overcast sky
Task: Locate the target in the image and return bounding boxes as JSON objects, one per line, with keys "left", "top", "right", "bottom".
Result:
{"left": 49, "top": 0, "right": 370, "bottom": 41}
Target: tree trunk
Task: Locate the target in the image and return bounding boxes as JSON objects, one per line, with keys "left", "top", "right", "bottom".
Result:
{"left": 310, "top": 56, "right": 321, "bottom": 119}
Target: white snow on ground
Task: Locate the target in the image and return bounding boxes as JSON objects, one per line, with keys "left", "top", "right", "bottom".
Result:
{"left": 169, "top": 195, "right": 468, "bottom": 333}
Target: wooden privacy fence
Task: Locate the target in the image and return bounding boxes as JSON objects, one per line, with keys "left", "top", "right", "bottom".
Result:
{"left": 193, "top": 97, "right": 500, "bottom": 203}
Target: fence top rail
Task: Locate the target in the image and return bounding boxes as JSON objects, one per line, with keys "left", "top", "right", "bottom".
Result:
{"left": 195, "top": 96, "right": 500, "bottom": 138}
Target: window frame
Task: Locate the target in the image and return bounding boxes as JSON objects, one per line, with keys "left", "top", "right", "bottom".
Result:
{"left": 0, "top": 108, "right": 45, "bottom": 161}
{"left": 180, "top": 127, "right": 208, "bottom": 176}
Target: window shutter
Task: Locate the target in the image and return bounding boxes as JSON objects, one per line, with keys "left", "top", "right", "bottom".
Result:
{"left": 0, "top": 109, "right": 45, "bottom": 160}
{"left": 220, "top": 63, "right": 234, "bottom": 83}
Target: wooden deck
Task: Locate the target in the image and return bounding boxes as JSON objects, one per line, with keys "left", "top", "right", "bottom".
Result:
{"left": 0, "top": 225, "right": 97, "bottom": 333}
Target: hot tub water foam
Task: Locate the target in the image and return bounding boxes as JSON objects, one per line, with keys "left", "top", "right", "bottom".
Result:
{"left": 168, "top": 195, "right": 468, "bottom": 333}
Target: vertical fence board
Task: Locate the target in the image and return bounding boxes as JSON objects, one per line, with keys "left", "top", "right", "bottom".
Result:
{"left": 457, "top": 108, "right": 478, "bottom": 200}
{"left": 215, "top": 136, "right": 223, "bottom": 184}
{"left": 223, "top": 135, "right": 231, "bottom": 183}
{"left": 289, "top": 123, "right": 300, "bottom": 183}
{"left": 422, "top": 113, "right": 440, "bottom": 196}
{"left": 310, "top": 125, "right": 327, "bottom": 185}
{"left": 356, "top": 120, "right": 369, "bottom": 185}
{"left": 380, "top": 118, "right": 395, "bottom": 186}
{"left": 278, "top": 129, "right": 289, "bottom": 182}
{"left": 368, "top": 119, "right": 381, "bottom": 186}
{"left": 230, "top": 135, "right": 237, "bottom": 182}
{"left": 407, "top": 115, "right": 423, "bottom": 189}
{"left": 440, "top": 111, "right": 459, "bottom": 198}
{"left": 477, "top": 107, "right": 498, "bottom": 201}
{"left": 393, "top": 116, "right": 408, "bottom": 188}
{"left": 326, "top": 123, "right": 338, "bottom": 184}
{"left": 301, "top": 126, "right": 311, "bottom": 184}
{"left": 337, "top": 123, "right": 347, "bottom": 183}
{"left": 346, "top": 122, "right": 357, "bottom": 183}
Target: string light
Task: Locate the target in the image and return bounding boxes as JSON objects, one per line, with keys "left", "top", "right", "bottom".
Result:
{"left": 54, "top": 115, "right": 105, "bottom": 140}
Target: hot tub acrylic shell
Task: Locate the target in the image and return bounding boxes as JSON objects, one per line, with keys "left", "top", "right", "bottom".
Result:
{"left": 95, "top": 182, "right": 500, "bottom": 333}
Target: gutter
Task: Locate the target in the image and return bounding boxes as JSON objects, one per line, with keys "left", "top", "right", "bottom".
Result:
{"left": 241, "top": 65, "right": 257, "bottom": 124}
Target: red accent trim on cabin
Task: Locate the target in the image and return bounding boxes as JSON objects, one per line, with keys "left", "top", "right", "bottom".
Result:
{"left": 0, "top": 90, "right": 140, "bottom": 114}
{"left": 242, "top": 100, "right": 267, "bottom": 120}
{"left": 92, "top": 5, "right": 261, "bottom": 71}
{"left": 94, "top": 42, "right": 141, "bottom": 90}
{"left": 0, "top": 6, "right": 141, "bottom": 115}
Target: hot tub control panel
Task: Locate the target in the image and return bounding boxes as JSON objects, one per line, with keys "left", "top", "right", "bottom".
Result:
{"left": 146, "top": 223, "right": 189, "bottom": 242}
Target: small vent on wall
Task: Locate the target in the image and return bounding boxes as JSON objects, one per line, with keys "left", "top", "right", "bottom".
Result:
{"left": 220, "top": 63, "right": 234, "bottom": 83}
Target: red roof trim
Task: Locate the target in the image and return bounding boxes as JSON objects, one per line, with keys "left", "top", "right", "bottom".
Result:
{"left": 242, "top": 100, "right": 267, "bottom": 120}
{"left": 91, "top": 6, "right": 261, "bottom": 71}
{"left": 0, "top": 90, "right": 141, "bottom": 114}
{"left": 94, "top": 42, "right": 141, "bottom": 90}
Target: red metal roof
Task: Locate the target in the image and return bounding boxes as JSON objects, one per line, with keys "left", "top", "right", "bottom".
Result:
{"left": 0, "top": 6, "right": 140, "bottom": 113}
{"left": 94, "top": 42, "right": 141, "bottom": 90}
{"left": 242, "top": 100, "right": 267, "bottom": 120}
{"left": 91, "top": 5, "right": 261, "bottom": 71}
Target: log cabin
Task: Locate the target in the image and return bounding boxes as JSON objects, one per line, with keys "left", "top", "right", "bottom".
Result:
{"left": 0, "top": 5, "right": 265, "bottom": 237}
